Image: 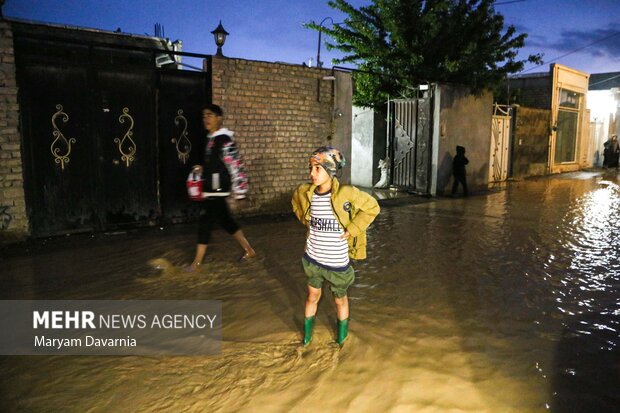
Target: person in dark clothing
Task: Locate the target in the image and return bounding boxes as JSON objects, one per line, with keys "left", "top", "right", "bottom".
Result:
{"left": 613, "top": 135, "right": 620, "bottom": 168}
{"left": 451, "top": 145, "right": 469, "bottom": 197}
{"left": 188, "top": 104, "right": 256, "bottom": 271}
{"left": 603, "top": 134, "right": 620, "bottom": 168}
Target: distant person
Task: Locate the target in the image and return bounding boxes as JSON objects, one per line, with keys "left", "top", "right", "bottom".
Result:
{"left": 451, "top": 145, "right": 469, "bottom": 197}
{"left": 292, "top": 147, "right": 380, "bottom": 347}
{"left": 603, "top": 135, "right": 619, "bottom": 168}
{"left": 603, "top": 136, "right": 612, "bottom": 167}
{"left": 613, "top": 135, "right": 620, "bottom": 168}
{"left": 188, "top": 104, "right": 256, "bottom": 271}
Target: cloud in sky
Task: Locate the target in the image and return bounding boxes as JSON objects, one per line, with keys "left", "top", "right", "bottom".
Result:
{"left": 540, "top": 24, "right": 620, "bottom": 58}
{"left": 553, "top": 24, "right": 620, "bottom": 57}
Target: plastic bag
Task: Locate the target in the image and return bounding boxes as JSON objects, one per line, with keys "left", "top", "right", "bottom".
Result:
{"left": 186, "top": 171, "right": 204, "bottom": 201}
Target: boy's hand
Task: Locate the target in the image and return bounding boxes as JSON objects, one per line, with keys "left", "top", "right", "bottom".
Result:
{"left": 340, "top": 231, "right": 351, "bottom": 240}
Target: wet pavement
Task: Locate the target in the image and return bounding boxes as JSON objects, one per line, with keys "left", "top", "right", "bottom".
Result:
{"left": 1, "top": 170, "right": 619, "bottom": 412}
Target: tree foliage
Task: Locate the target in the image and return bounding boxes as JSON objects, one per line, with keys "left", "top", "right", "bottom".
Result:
{"left": 307, "top": 0, "right": 541, "bottom": 108}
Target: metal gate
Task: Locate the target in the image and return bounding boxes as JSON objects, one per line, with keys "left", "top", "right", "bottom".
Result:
{"left": 157, "top": 71, "right": 208, "bottom": 224}
{"left": 489, "top": 104, "right": 511, "bottom": 182}
{"left": 388, "top": 95, "right": 434, "bottom": 194}
{"left": 14, "top": 29, "right": 209, "bottom": 236}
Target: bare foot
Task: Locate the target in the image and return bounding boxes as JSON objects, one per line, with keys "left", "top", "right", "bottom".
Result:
{"left": 238, "top": 252, "right": 256, "bottom": 262}
{"left": 185, "top": 262, "right": 203, "bottom": 272}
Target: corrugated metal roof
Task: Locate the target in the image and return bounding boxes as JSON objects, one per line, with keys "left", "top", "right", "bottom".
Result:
{"left": 589, "top": 72, "right": 620, "bottom": 90}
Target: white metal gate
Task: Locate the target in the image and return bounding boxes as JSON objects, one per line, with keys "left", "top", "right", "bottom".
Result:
{"left": 489, "top": 104, "right": 511, "bottom": 182}
{"left": 389, "top": 95, "right": 434, "bottom": 194}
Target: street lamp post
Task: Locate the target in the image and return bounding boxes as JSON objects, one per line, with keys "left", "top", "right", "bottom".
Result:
{"left": 316, "top": 17, "right": 333, "bottom": 68}
{"left": 211, "top": 20, "right": 229, "bottom": 57}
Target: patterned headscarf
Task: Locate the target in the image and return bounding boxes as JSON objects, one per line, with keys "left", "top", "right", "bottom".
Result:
{"left": 310, "top": 146, "right": 346, "bottom": 177}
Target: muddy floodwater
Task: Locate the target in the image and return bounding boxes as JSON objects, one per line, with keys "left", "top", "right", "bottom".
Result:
{"left": 1, "top": 171, "right": 619, "bottom": 412}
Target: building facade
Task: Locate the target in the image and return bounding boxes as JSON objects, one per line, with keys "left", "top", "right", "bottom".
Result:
{"left": 508, "top": 64, "right": 590, "bottom": 175}
{"left": 587, "top": 71, "right": 620, "bottom": 166}
{"left": 350, "top": 84, "right": 493, "bottom": 196}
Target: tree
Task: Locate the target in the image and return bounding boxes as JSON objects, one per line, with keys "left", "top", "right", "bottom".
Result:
{"left": 307, "top": 0, "right": 541, "bottom": 108}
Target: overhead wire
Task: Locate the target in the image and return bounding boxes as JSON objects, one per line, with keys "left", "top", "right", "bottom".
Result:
{"left": 589, "top": 72, "right": 620, "bottom": 88}
{"left": 492, "top": 0, "right": 620, "bottom": 75}
{"left": 520, "top": 30, "right": 620, "bottom": 74}
{"left": 494, "top": 0, "right": 528, "bottom": 5}
{"left": 317, "top": 0, "right": 619, "bottom": 83}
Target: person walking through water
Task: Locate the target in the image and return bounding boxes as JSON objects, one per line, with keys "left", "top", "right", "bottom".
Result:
{"left": 292, "top": 147, "right": 380, "bottom": 347}
{"left": 451, "top": 145, "right": 469, "bottom": 197}
{"left": 188, "top": 104, "right": 256, "bottom": 271}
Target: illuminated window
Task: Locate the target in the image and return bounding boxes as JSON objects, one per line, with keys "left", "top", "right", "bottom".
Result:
{"left": 559, "top": 89, "right": 581, "bottom": 109}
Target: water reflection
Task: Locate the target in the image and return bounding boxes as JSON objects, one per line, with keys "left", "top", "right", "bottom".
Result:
{"left": 0, "top": 171, "right": 619, "bottom": 412}
{"left": 543, "top": 178, "right": 620, "bottom": 412}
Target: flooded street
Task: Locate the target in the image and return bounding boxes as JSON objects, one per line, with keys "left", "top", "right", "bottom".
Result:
{"left": 1, "top": 171, "right": 619, "bottom": 412}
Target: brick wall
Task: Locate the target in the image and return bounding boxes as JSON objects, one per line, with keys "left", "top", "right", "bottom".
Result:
{"left": 209, "top": 57, "right": 348, "bottom": 215}
{"left": 508, "top": 75, "right": 552, "bottom": 109}
{"left": 0, "top": 20, "right": 27, "bottom": 240}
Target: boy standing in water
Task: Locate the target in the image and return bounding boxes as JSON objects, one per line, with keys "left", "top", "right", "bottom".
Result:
{"left": 292, "top": 147, "right": 380, "bottom": 346}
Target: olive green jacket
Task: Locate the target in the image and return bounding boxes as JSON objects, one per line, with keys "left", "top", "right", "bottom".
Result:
{"left": 291, "top": 178, "right": 380, "bottom": 260}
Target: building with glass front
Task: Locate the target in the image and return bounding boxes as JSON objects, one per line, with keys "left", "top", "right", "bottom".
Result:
{"left": 507, "top": 64, "right": 590, "bottom": 176}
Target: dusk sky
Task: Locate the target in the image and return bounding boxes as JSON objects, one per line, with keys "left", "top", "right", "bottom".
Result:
{"left": 5, "top": 0, "right": 620, "bottom": 75}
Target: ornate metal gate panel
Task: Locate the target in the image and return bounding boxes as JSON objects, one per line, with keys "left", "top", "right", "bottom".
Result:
{"left": 157, "top": 71, "right": 209, "bottom": 223}
{"left": 94, "top": 65, "right": 158, "bottom": 228}
{"left": 389, "top": 96, "right": 434, "bottom": 193}
{"left": 16, "top": 53, "right": 98, "bottom": 235}
{"left": 489, "top": 104, "right": 511, "bottom": 182}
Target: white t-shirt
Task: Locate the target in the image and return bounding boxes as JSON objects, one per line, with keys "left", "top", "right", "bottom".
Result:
{"left": 304, "top": 190, "right": 350, "bottom": 270}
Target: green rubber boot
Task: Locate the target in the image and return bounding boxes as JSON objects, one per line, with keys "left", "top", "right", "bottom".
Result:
{"left": 303, "top": 316, "right": 315, "bottom": 346}
{"left": 336, "top": 318, "right": 349, "bottom": 346}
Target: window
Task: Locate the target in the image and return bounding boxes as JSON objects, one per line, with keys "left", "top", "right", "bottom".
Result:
{"left": 555, "top": 88, "right": 583, "bottom": 164}
{"left": 555, "top": 110, "right": 578, "bottom": 163}
{"left": 559, "top": 89, "right": 581, "bottom": 109}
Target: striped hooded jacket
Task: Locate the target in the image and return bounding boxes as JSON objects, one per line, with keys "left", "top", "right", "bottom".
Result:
{"left": 204, "top": 128, "right": 248, "bottom": 199}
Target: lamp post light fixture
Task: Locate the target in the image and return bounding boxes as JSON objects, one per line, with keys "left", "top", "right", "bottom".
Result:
{"left": 316, "top": 17, "right": 333, "bottom": 68}
{"left": 211, "top": 20, "right": 229, "bottom": 57}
